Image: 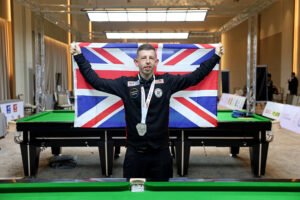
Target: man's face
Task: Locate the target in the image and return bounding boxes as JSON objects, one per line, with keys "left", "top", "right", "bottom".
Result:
{"left": 134, "top": 50, "right": 159, "bottom": 78}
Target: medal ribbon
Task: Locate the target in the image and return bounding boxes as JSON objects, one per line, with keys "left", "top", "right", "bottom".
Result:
{"left": 139, "top": 74, "right": 155, "bottom": 124}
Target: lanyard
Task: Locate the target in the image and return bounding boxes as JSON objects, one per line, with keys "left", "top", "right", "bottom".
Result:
{"left": 138, "top": 74, "right": 155, "bottom": 124}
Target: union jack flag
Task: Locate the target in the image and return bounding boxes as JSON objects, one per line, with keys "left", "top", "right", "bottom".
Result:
{"left": 73, "top": 43, "right": 218, "bottom": 128}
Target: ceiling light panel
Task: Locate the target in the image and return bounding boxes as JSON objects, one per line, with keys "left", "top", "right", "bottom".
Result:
{"left": 186, "top": 10, "right": 207, "bottom": 21}
{"left": 127, "top": 11, "right": 147, "bottom": 21}
{"left": 107, "top": 11, "right": 128, "bottom": 21}
{"left": 166, "top": 10, "right": 186, "bottom": 21}
{"left": 87, "top": 11, "right": 109, "bottom": 22}
{"left": 86, "top": 10, "right": 207, "bottom": 22}
{"left": 147, "top": 11, "right": 167, "bottom": 21}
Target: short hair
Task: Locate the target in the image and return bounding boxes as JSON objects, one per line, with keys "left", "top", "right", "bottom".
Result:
{"left": 292, "top": 72, "right": 296, "bottom": 76}
{"left": 137, "top": 44, "right": 156, "bottom": 57}
{"left": 267, "top": 73, "right": 271, "bottom": 78}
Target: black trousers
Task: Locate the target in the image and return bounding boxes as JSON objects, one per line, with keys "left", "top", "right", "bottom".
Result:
{"left": 123, "top": 147, "right": 173, "bottom": 181}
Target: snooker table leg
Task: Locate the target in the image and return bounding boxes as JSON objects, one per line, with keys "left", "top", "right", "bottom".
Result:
{"left": 249, "top": 141, "right": 269, "bottom": 176}
{"left": 230, "top": 146, "right": 240, "bottom": 157}
{"left": 98, "top": 131, "right": 114, "bottom": 176}
{"left": 174, "top": 131, "right": 191, "bottom": 176}
{"left": 20, "top": 143, "right": 29, "bottom": 176}
{"left": 29, "top": 145, "right": 41, "bottom": 176}
{"left": 51, "top": 147, "right": 61, "bottom": 155}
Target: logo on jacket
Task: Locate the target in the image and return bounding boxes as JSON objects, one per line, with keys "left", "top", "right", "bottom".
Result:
{"left": 154, "top": 88, "right": 163, "bottom": 98}
{"left": 155, "top": 79, "right": 164, "bottom": 84}
{"left": 127, "top": 80, "right": 140, "bottom": 87}
{"left": 129, "top": 88, "right": 139, "bottom": 98}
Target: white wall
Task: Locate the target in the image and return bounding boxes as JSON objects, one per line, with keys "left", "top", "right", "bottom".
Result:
{"left": 259, "top": 0, "right": 294, "bottom": 96}
{"left": 221, "top": 0, "right": 295, "bottom": 96}
{"left": 13, "top": 2, "right": 33, "bottom": 104}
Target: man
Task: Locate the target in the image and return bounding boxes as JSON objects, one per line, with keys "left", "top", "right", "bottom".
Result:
{"left": 71, "top": 43, "right": 224, "bottom": 181}
{"left": 288, "top": 72, "right": 298, "bottom": 95}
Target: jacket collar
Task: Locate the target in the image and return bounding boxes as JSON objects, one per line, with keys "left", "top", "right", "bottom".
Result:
{"left": 138, "top": 74, "right": 154, "bottom": 85}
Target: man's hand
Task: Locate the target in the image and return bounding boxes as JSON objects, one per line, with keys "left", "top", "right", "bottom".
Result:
{"left": 215, "top": 43, "right": 224, "bottom": 57}
{"left": 70, "top": 42, "right": 81, "bottom": 56}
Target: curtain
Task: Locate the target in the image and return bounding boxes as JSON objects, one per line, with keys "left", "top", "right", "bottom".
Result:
{"left": 44, "top": 36, "right": 68, "bottom": 94}
{"left": 0, "top": 18, "right": 11, "bottom": 100}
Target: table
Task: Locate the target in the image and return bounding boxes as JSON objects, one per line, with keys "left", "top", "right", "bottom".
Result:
{"left": 16, "top": 110, "right": 272, "bottom": 177}
{"left": 0, "top": 179, "right": 299, "bottom": 200}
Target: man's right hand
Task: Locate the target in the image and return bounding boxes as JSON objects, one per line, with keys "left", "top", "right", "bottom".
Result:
{"left": 70, "top": 42, "right": 81, "bottom": 55}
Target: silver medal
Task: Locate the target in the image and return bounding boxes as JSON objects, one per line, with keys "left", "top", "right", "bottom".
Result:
{"left": 136, "top": 123, "right": 147, "bottom": 136}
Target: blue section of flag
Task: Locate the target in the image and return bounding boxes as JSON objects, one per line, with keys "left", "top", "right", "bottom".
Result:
{"left": 162, "top": 48, "right": 182, "bottom": 62}
{"left": 81, "top": 48, "right": 107, "bottom": 64}
{"left": 191, "top": 49, "right": 215, "bottom": 65}
{"left": 103, "top": 43, "right": 139, "bottom": 48}
{"left": 77, "top": 96, "right": 107, "bottom": 117}
{"left": 98, "top": 110, "right": 126, "bottom": 127}
{"left": 169, "top": 107, "right": 198, "bottom": 128}
{"left": 190, "top": 97, "right": 217, "bottom": 115}
{"left": 163, "top": 44, "right": 199, "bottom": 49}
{"left": 120, "top": 48, "right": 137, "bottom": 59}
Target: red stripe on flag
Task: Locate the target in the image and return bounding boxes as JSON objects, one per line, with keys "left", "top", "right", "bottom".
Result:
{"left": 79, "top": 43, "right": 91, "bottom": 47}
{"left": 185, "top": 70, "right": 218, "bottom": 90}
{"left": 76, "top": 69, "right": 138, "bottom": 89}
{"left": 165, "top": 49, "right": 198, "bottom": 65}
{"left": 155, "top": 70, "right": 218, "bottom": 90}
{"left": 82, "top": 100, "right": 124, "bottom": 127}
{"left": 92, "top": 48, "right": 124, "bottom": 64}
{"left": 149, "top": 43, "right": 158, "bottom": 48}
{"left": 200, "top": 44, "right": 215, "bottom": 49}
{"left": 173, "top": 97, "right": 217, "bottom": 126}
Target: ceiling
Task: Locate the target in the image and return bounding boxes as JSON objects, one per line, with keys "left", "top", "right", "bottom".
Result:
{"left": 15, "top": 0, "right": 278, "bottom": 43}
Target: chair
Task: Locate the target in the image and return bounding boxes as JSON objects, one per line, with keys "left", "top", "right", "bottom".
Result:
{"left": 55, "top": 92, "right": 72, "bottom": 110}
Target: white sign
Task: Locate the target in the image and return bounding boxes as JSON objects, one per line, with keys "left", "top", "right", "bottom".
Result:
{"left": 0, "top": 100, "right": 24, "bottom": 124}
{"left": 262, "top": 101, "right": 284, "bottom": 120}
{"left": 279, "top": 105, "right": 300, "bottom": 134}
{"left": 219, "top": 93, "right": 246, "bottom": 110}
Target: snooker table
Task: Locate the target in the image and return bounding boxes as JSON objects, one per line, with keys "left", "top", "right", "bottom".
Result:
{"left": 0, "top": 179, "right": 300, "bottom": 200}
{"left": 16, "top": 110, "right": 272, "bottom": 177}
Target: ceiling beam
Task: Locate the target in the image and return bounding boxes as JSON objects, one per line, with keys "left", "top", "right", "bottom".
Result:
{"left": 15, "top": 0, "right": 82, "bottom": 39}
{"left": 216, "top": 0, "right": 278, "bottom": 35}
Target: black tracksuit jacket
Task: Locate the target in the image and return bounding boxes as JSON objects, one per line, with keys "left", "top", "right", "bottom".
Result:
{"left": 74, "top": 53, "right": 220, "bottom": 150}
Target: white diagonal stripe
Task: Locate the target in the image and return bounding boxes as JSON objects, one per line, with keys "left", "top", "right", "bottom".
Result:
{"left": 76, "top": 89, "right": 120, "bottom": 97}
{"left": 160, "top": 48, "right": 186, "bottom": 64}
{"left": 94, "top": 106, "right": 124, "bottom": 127}
{"left": 171, "top": 49, "right": 212, "bottom": 67}
{"left": 184, "top": 97, "right": 217, "bottom": 119}
{"left": 103, "top": 48, "right": 136, "bottom": 66}
{"left": 170, "top": 97, "right": 215, "bottom": 127}
{"left": 157, "top": 61, "right": 219, "bottom": 72}
{"left": 171, "top": 90, "right": 217, "bottom": 97}
{"left": 84, "top": 43, "right": 107, "bottom": 48}
{"left": 74, "top": 96, "right": 122, "bottom": 127}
